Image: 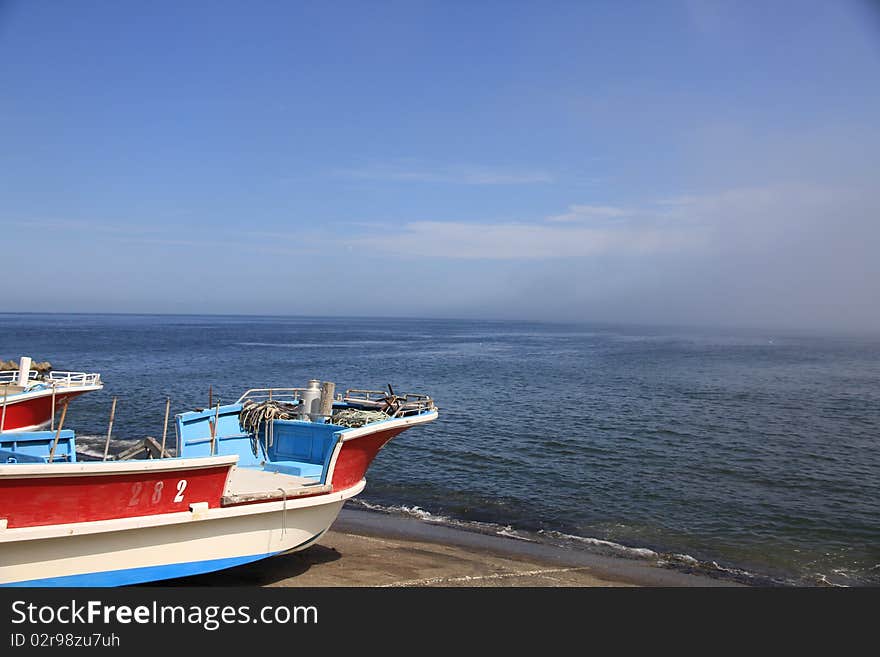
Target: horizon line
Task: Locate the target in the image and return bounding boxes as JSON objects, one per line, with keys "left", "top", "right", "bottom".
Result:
{"left": 1, "top": 310, "right": 878, "bottom": 339}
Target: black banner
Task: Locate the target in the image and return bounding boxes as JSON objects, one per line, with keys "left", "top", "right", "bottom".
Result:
{"left": 0, "top": 586, "right": 873, "bottom": 651}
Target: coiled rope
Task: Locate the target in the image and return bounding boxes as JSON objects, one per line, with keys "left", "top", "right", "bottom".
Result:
{"left": 238, "top": 400, "right": 393, "bottom": 457}
{"left": 328, "top": 408, "right": 389, "bottom": 428}
{"left": 239, "top": 399, "right": 299, "bottom": 457}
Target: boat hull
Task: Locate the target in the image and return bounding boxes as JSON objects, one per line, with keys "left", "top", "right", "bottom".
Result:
{"left": 0, "top": 481, "right": 362, "bottom": 586}
{"left": 330, "top": 426, "right": 406, "bottom": 490}
{"left": 0, "top": 388, "right": 95, "bottom": 432}
{"left": 0, "top": 457, "right": 235, "bottom": 529}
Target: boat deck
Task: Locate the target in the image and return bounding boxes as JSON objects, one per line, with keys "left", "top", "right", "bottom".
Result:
{"left": 221, "top": 466, "right": 331, "bottom": 506}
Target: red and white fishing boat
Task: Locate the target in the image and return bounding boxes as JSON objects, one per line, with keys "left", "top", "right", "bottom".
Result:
{"left": 0, "top": 379, "right": 438, "bottom": 586}
{"left": 0, "top": 357, "right": 103, "bottom": 432}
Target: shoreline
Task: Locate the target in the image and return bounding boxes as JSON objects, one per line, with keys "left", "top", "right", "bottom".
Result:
{"left": 159, "top": 507, "right": 743, "bottom": 587}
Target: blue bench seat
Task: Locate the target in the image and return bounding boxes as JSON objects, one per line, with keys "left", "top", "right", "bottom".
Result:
{"left": 262, "top": 460, "right": 324, "bottom": 479}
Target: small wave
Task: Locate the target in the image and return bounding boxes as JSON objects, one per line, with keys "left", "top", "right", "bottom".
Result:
{"left": 356, "top": 506, "right": 846, "bottom": 587}
{"left": 74, "top": 435, "right": 110, "bottom": 458}
{"left": 541, "top": 530, "right": 792, "bottom": 585}
{"left": 495, "top": 526, "right": 538, "bottom": 542}
{"left": 72, "top": 435, "right": 104, "bottom": 442}
{"left": 350, "top": 500, "right": 536, "bottom": 541}
{"left": 351, "top": 500, "right": 452, "bottom": 524}
{"left": 356, "top": 501, "right": 732, "bottom": 564}
{"left": 75, "top": 435, "right": 141, "bottom": 460}
{"left": 76, "top": 448, "right": 107, "bottom": 459}
{"left": 814, "top": 573, "right": 849, "bottom": 588}
{"left": 707, "top": 561, "right": 765, "bottom": 581}
{"left": 541, "top": 530, "right": 659, "bottom": 559}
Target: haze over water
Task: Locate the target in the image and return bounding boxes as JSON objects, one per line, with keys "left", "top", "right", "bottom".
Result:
{"left": 3, "top": 313, "right": 878, "bottom": 586}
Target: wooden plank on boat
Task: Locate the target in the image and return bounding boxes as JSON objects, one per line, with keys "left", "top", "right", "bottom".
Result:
{"left": 220, "top": 484, "right": 331, "bottom": 505}
{"left": 220, "top": 467, "right": 330, "bottom": 506}
{"left": 114, "top": 437, "right": 175, "bottom": 461}
{"left": 143, "top": 436, "right": 174, "bottom": 459}
{"left": 113, "top": 442, "right": 143, "bottom": 461}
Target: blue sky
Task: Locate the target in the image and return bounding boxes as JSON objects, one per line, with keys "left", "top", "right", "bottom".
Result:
{"left": 2, "top": 1, "right": 879, "bottom": 331}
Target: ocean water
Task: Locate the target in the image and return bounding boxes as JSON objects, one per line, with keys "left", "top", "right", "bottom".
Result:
{"left": 2, "top": 313, "right": 878, "bottom": 586}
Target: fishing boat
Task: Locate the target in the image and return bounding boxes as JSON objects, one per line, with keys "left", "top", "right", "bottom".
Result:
{"left": 0, "top": 379, "right": 437, "bottom": 586}
{"left": 0, "top": 356, "right": 103, "bottom": 432}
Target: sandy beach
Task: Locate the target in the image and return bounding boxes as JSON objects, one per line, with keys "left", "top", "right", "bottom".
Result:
{"left": 160, "top": 508, "right": 742, "bottom": 587}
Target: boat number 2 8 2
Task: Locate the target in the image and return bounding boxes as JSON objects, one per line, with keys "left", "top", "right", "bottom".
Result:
{"left": 128, "top": 480, "right": 188, "bottom": 506}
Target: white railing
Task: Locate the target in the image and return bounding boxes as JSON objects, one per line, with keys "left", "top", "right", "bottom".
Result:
{"left": 0, "top": 370, "right": 39, "bottom": 385}
{"left": 0, "top": 370, "right": 102, "bottom": 389}
{"left": 342, "top": 389, "right": 436, "bottom": 416}
{"left": 236, "top": 386, "right": 436, "bottom": 417}
{"left": 46, "top": 371, "right": 103, "bottom": 388}
{"left": 237, "top": 388, "right": 307, "bottom": 404}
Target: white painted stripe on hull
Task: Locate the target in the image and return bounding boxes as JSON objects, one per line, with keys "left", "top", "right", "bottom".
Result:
{"left": 338, "top": 410, "right": 439, "bottom": 441}
{"left": 0, "top": 385, "right": 103, "bottom": 405}
{"left": 0, "top": 489, "right": 357, "bottom": 585}
{"left": 0, "top": 454, "right": 238, "bottom": 478}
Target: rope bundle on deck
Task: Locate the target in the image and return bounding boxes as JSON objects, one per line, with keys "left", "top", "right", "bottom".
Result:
{"left": 329, "top": 408, "right": 389, "bottom": 428}
{"left": 239, "top": 399, "right": 299, "bottom": 457}
{"left": 238, "top": 398, "right": 392, "bottom": 443}
{"left": 239, "top": 399, "right": 299, "bottom": 435}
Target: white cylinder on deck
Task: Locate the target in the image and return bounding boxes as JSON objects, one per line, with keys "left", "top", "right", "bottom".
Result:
{"left": 17, "top": 357, "right": 32, "bottom": 387}
{"left": 299, "top": 379, "right": 322, "bottom": 421}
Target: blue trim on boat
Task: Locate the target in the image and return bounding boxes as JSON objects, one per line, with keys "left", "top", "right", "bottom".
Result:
{"left": 1, "top": 430, "right": 77, "bottom": 463}
{"left": 2, "top": 534, "right": 323, "bottom": 587}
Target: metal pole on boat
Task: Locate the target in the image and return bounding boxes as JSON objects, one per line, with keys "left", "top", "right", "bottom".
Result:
{"left": 0, "top": 385, "right": 8, "bottom": 433}
{"left": 102, "top": 396, "right": 118, "bottom": 462}
{"left": 210, "top": 402, "right": 220, "bottom": 456}
{"left": 160, "top": 397, "right": 170, "bottom": 458}
{"left": 47, "top": 399, "right": 69, "bottom": 463}
{"left": 50, "top": 382, "right": 56, "bottom": 431}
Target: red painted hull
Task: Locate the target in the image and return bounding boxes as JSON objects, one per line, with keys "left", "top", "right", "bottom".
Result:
{"left": 330, "top": 426, "right": 405, "bottom": 491}
{"left": 0, "top": 389, "right": 92, "bottom": 431}
{"left": 0, "top": 464, "right": 231, "bottom": 529}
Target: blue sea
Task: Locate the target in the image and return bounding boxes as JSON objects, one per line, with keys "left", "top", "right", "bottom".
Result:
{"left": 2, "top": 313, "right": 878, "bottom": 586}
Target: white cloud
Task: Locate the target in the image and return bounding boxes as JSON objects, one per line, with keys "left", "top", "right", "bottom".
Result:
{"left": 348, "top": 216, "right": 702, "bottom": 260}
{"left": 546, "top": 204, "right": 631, "bottom": 222}
{"left": 343, "top": 182, "right": 877, "bottom": 269}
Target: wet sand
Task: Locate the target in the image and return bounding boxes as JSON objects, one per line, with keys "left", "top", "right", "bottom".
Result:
{"left": 162, "top": 508, "right": 742, "bottom": 587}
